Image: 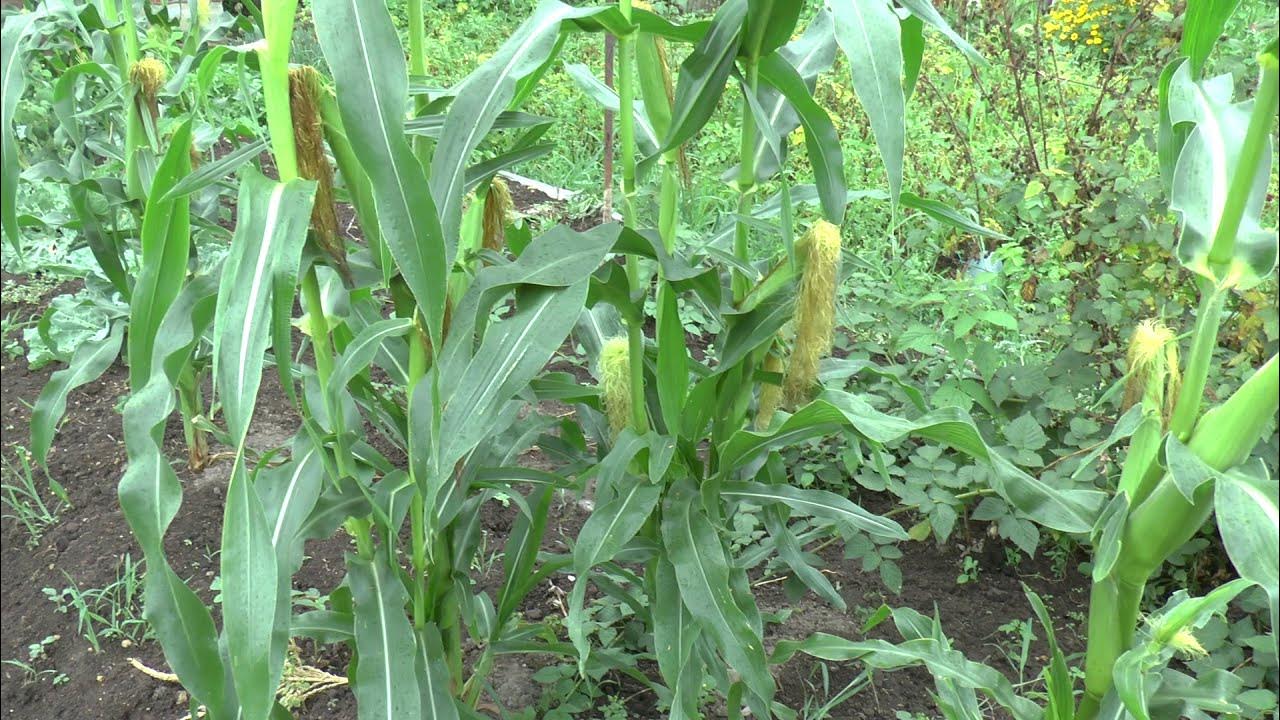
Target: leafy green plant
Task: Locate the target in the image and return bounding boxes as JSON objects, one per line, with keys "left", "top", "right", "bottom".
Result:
{"left": 759, "top": 21, "right": 1279, "bottom": 720}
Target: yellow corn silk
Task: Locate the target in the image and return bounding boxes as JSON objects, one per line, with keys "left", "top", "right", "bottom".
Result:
{"left": 599, "top": 337, "right": 632, "bottom": 438}
{"left": 482, "top": 177, "right": 513, "bottom": 254}
{"left": 129, "top": 58, "right": 167, "bottom": 124}
{"left": 1121, "top": 319, "right": 1181, "bottom": 425}
{"left": 289, "top": 66, "right": 350, "bottom": 281}
{"left": 783, "top": 220, "right": 841, "bottom": 406}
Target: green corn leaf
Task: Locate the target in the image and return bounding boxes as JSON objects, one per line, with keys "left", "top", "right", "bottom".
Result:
{"left": 564, "top": 62, "right": 661, "bottom": 154}
{"left": 744, "top": 0, "right": 802, "bottom": 59}
{"left": 213, "top": 169, "right": 315, "bottom": 445}
{"left": 662, "top": 0, "right": 747, "bottom": 152}
{"left": 900, "top": 192, "right": 1010, "bottom": 240}
{"left": 463, "top": 143, "right": 556, "bottom": 193}
{"left": 738, "top": 11, "right": 837, "bottom": 183}
{"left": 51, "top": 62, "right": 116, "bottom": 146}
{"left": 438, "top": 282, "right": 590, "bottom": 481}
{"left": 347, "top": 555, "right": 422, "bottom": 720}
{"left": 901, "top": 15, "right": 924, "bottom": 100}
{"left": 68, "top": 183, "right": 131, "bottom": 299}
{"left": 1090, "top": 492, "right": 1129, "bottom": 582}
{"left": 128, "top": 120, "right": 194, "bottom": 390}
{"left": 1214, "top": 461, "right": 1279, "bottom": 634}
{"left": 661, "top": 477, "right": 774, "bottom": 703}
{"left": 895, "top": 0, "right": 984, "bottom": 65}
{"left": 763, "top": 504, "right": 846, "bottom": 609}
{"left": 496, "top": 487, "right": 554, "bottom": 623}
{"left": 291, "top": 610, "right": 355, "bottom": 644}
{"left": 31, "top": 322, "right": 123, "bottom": 466}
{"left": 161, "top": 138, "right": 269, "bottom": 202}
{"left": 414, "top": 626, "right": 460, "bottom": 720}
{"left": 568, "top": 478, "right": 662, "bottom": 671}
{"left": 1, "top": 11, "right": 38, "bottom": 252}
{"left": 1181, "top": 0, "right": 1241, "bottom": 76}
{"left": 221, "top": 454, "right": 284, "bottom": 720}
{"left": 431, "top": 1, "right": 613, "bottom": 248}
{"left": 404, "top": 109, "right": 551, "bottom": 138}
{"left": 723, "top": 481, "right": 906, "bottom": 541}
{"left": 653, "top": 553, "right": 703, "bottom": 720}
{"left": 312, "top": 0, "right": 450, "bottom": 346}
{"left": 1025, "top": 588, "right": 1075, "bottom": 720}
{"left": 331, "top": 318, "right": 415, "bottom": 393}
{"left": 842, "top": 637, "right": 1041, "bottom": 720}
{"left": 258, "top": 436, "right": 326, "bottom": 574}
{"left": 1168, "top": 62, "right": 1277, "bottom": 289}
{"left": 317, "top": 88, "right": 389, "bottom": 286}
{"left": 719, "top": 389, "right": 1106, "bottom": 532}
{"left": 655, "top": 283, "right": 688, "bottom": 435}
{"left": 1157, "top": 58, "right": 1193, "bottom": 193}
{"left": 757, "top": 51, "right": 845, "bottom": 222}
{"left": 829, "top": 0, "right": 906, "bottom": 202}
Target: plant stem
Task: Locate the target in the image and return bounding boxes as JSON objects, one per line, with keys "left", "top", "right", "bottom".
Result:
{"left": 732, "top": 61, "right": 760, "bottom": 304}
{"left": 407, "top": 0, "right": 431, "bottom": 168}
{"left": 301, "top": 266, "right": 353, "bottom": 477}
{"left": 176, "top": 366, "right": 208, "bottom": 470}
{"left": 616, "top": 0, "right": 648, "bottom": 434}
{"left": 1079, "top": 575, "right": 1145, "bottom": 720}
{"left": 1168, "top": 287, "right": 1224, "bottom": 441}
{"left": 1206, "top": 52, "right": 1278, "bottom": 270}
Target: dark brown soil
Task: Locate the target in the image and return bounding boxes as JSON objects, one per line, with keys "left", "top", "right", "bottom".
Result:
{"left": 1, "top": 260, "right": 1090, "bottom": 719}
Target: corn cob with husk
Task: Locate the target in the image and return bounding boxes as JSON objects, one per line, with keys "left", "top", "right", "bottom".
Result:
{"left": 599, "top": 336, "right": 632, "bottom": 438}
{"left": 782, "top": 220, "right": 841, "bottom": 405}
{"left": 481, "top": 176, "right": 513, "bottom": 255}
{"left": 289, "top": 66, "right": 350, "bottom": 282}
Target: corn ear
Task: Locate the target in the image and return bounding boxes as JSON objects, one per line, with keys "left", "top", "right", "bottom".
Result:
{"left": 1120, "top": 319, "right": 1181, "bottom": 425}
{"left": 783, "top": 221, "right": 841, "bottom": 405}
{"left": 755, "top": 350, "right": 784, "bottom": 430}
{"left": 129, "top": 58, "right": 166, "bottom": 125}
{"left": 289, "top": 66, "right": 349, "bottom": 281}
{"left": 482, "top": 177, "right": 513, "bottom": 254}
{"left": 599, "top": 337, "right": 632, "bottom": 438}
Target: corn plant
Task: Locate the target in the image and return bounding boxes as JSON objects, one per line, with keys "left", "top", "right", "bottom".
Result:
{"left": 4, "top": 0, "right": 266, "bottom": 471}
{"left": 749, "top": 25, "right": 1280, "bottom": 720}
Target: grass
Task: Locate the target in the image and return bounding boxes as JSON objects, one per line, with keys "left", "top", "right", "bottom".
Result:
{"left": 1, "top": 447, "right": 68, "bottom": 547}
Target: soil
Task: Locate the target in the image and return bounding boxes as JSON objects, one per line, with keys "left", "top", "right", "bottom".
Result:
{"left": 0, "top": 201, "right": 1091, "bottom": 719}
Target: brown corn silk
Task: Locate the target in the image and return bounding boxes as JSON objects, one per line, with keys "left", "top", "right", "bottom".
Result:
{"left": 289, "top": 66, "right": 350, "bottom": 281}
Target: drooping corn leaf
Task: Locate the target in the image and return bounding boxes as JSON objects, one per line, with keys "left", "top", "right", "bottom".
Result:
{"left": 719, "top": 389, "right": 1106, "bottom": 532}
{"left": 1168, "top": 62, "right": 1277, "bottom": 289}
{"left": 30, "top": 322, "right": 123, "bottom": 466}
{"left": 1215, "top": 461, "right": 1279, "bottom": 634}
{"left": 757, "top": 51, "right": 845, "bottom": 222}
{"left": 653, "top": 552, "right": 703, "bottom": 720}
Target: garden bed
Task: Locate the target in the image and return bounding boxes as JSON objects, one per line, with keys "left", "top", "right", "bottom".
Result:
{"left": 1, "top": 267, "right": 1091, "bottom": 719}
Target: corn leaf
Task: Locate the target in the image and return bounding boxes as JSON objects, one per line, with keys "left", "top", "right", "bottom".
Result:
{"left": 662, "top": 0, "right": 747, "bottom": 152}
{"left": 30, "top": 322, "right": 123, "bottom": 466}
{"left": 312, "top": 0, "right": 450, "bottom": 345}
{"left": 347, "top": 555, "right": 422, "bottom": 720}
{"left": 1, "top": 11, "right": 38, "bottom": 252}
{"left": 829, "top": 0, "right": 906, "bottom": 203}
{"left": 213, "top": 169, "right": 315, "bottom": 444}
{"left": 1215, "top": 461, "right": 1279, "bottom": 634}
{"left": 127, "top": 121, "right": 194, "bottom": 390}
{"left": 653, "top": 553, "right": 703, "bottom": 720}
{"left": 757, "top": 51, "right": 845, "bottom": 222}
{"left": 661, "top": 477, "right": 773, "bottom": 703}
